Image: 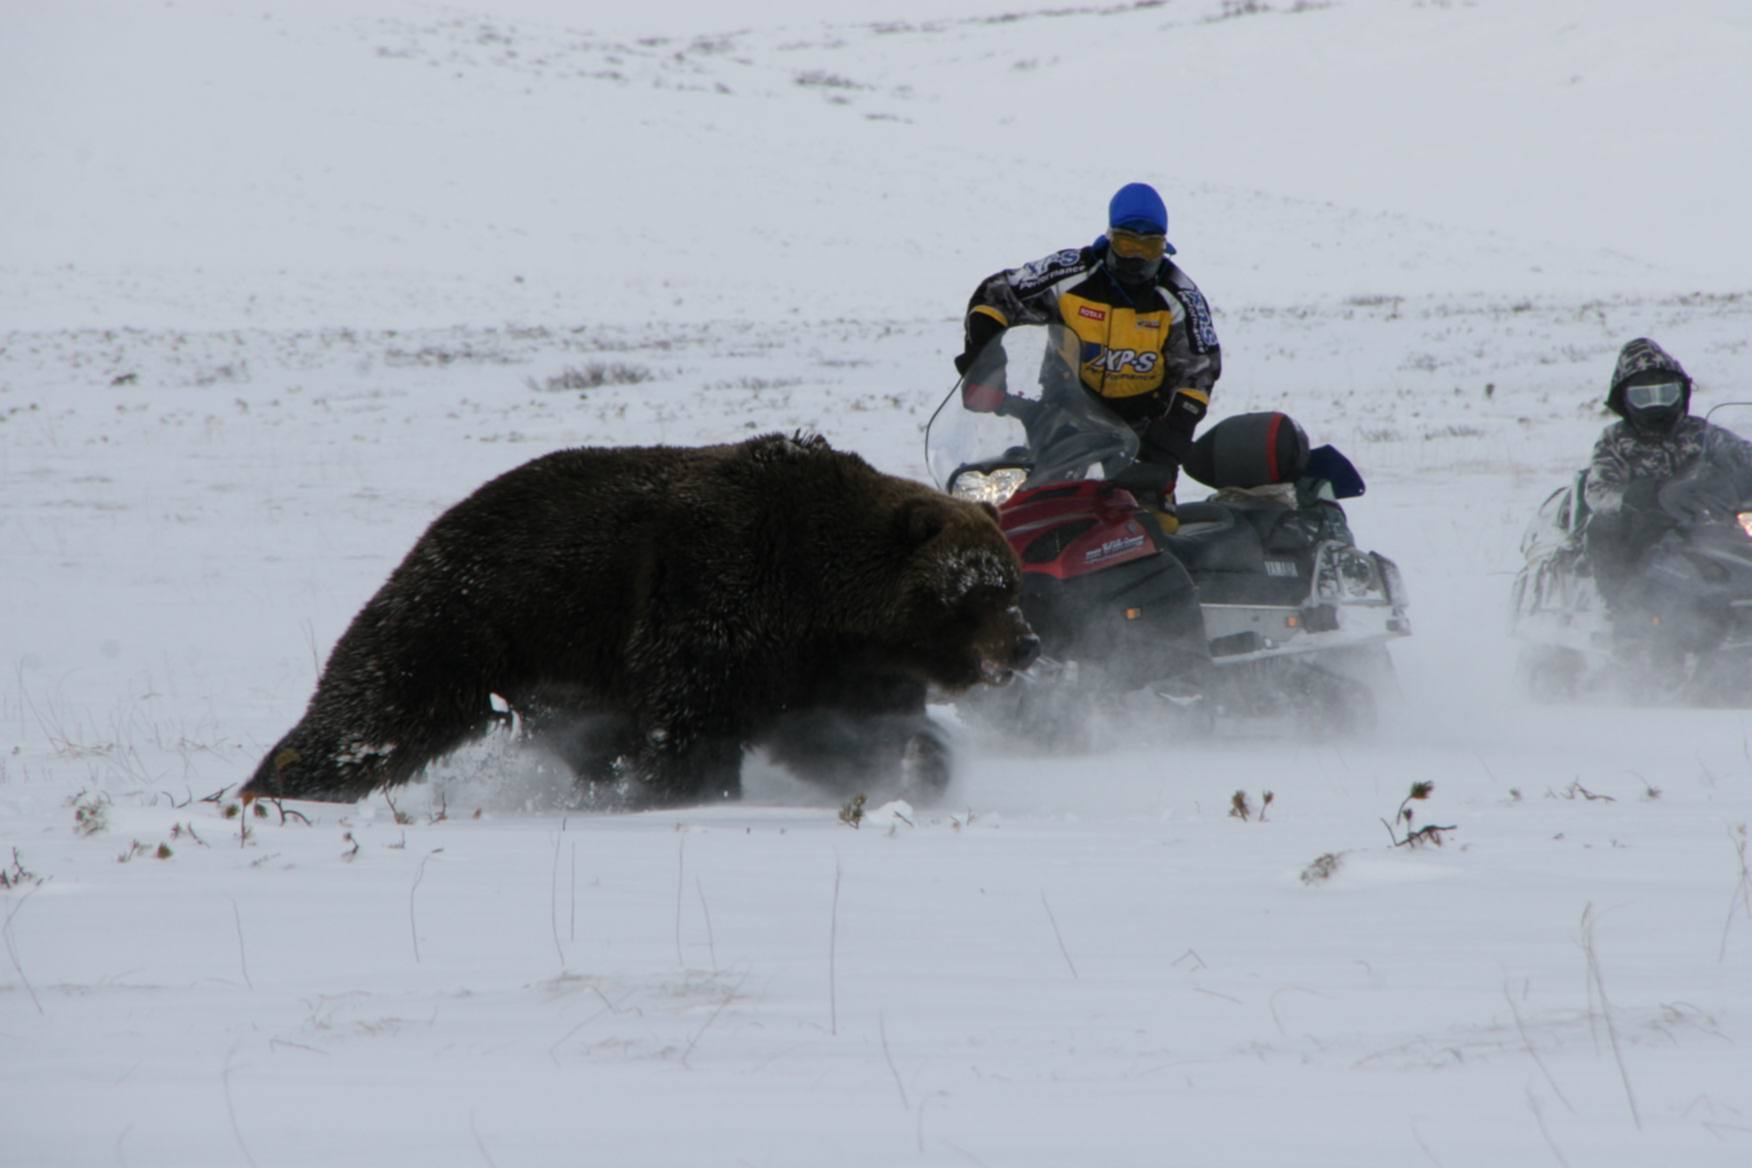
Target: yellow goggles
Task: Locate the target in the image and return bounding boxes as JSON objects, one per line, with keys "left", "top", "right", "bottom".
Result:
{"left": 1109, "top": 229, "right": 1167, "bottom": 260}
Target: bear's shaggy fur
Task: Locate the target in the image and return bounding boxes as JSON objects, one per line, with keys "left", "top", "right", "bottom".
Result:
{"left": 241, "top": 433, "right": 1037, "bottom": 808}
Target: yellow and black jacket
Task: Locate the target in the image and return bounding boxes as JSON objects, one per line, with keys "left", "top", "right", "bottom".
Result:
{"left": 957, "top": 243, "right": 1222, "bottom": 443}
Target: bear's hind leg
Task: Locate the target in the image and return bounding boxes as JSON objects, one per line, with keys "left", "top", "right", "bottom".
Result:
{"left": 243, "top": 689, "right": 500, "bottom": 804}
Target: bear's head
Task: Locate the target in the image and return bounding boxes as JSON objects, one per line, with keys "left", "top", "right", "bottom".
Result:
{"left": 885, "top": 493, "right": 1040, "bottom": 691}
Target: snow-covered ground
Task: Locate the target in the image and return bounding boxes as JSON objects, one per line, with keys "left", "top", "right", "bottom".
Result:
{"left": 5, "top": 2, "right": 1752, "bottom": 1164}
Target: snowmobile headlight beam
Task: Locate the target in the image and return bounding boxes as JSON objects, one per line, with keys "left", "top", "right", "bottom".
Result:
{"left": 1739, "top": 511, "right": 1752, "bottom": 539}
{"left": 950, "top": 467, "right": 1028, "bottom": 507}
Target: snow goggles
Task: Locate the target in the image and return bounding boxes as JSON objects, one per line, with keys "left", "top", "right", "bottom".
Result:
{"left": 1624, "top": 380, "right": 1685, "bottom": 409}
{"left": 1108, "top": 229, "right": 1168, "bottom": 261}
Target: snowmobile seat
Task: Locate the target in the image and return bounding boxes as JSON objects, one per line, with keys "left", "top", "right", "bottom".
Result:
{"left": 1162, "top": 504, "right": 1267, "bottom": 575}
{"left": 1169, "top": 500, "right": 1318, "bottom": 606}
{"left": 1182, "top": 498, "right": 1312, "bottom": 551}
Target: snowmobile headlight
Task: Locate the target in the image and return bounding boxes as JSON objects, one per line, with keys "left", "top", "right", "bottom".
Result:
{"left": 1316, "top": 547, "right": 1381, "bottom": 602}
{"left": 951, "top": 467, "right": 1028, "bottom": 506}
{"left": 1739, "top": 511, "right": 1752, "bottom": 539}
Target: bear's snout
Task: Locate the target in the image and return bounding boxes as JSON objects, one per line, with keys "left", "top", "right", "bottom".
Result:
{"left": 975, "top": 606, "right": 1039, "bottom": 686}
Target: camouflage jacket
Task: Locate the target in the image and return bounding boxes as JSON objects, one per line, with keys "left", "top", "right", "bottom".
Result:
{"left": 1584, "top": 416, "right": 1752, "bottom": 514}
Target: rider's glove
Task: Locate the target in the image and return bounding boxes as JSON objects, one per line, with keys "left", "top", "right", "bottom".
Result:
{"left": 958, "top": 333, "right": 1010, "bottom": 413}
{"left": 957, "top": 313, "right": 1007, "bottom": 376}
{"left": 1616, "top": 478, "right": 1679, "bottom": 546}
{"left": 1620, "top": 478, "right": 1662, "bottom": 515}
{"left": 1141, "top": 388, "right": 1209, "bottom": 464}
{"left": 962, "top": 372, "right": 1008, "bottom": 413}
{"left": 1107, "top": 460, "right": 1179, "bottom": 512}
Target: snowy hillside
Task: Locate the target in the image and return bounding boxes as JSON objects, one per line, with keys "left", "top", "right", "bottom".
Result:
{"left": 4, "top": 2, "right": 1752, "bottom": 1165}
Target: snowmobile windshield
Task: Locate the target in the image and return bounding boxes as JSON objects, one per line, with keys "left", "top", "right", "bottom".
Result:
{"left": 925, "top": 323, "right": 1139, "bottom": 500}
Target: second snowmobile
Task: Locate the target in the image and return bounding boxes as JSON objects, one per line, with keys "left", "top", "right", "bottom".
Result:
{"left": 1511, "top": 405, "right": 1752, "bottom": 703}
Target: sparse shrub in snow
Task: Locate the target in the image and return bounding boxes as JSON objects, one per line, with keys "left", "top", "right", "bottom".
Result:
{"left": 1229, "top": 789, "right": 1273, "bottom": 821}
{"left": 1557, "top": 780, "right": 1614, "bottom": 803}
{"left": 220, "top": 800, "right": 262, "bottom": 847}
{"left": 794, "top": 69, "right": 862, "bottom": 90}
{"left": 1381, "top": 781, "right": 1456, "bottom": 848}
{"left": 190, "top": 361, "right": 249, "bottom": 386}
{"left": 168, "top": 821, "right": 208, "bottom": 846}
{"left": 115, "top": 839, "right": 174, "bottom": 863}
{"left": 1208, "top": 0, "right": 1271, "bottom": 19}
{"left": 704, "top": 375, "right": 803, "bottom": 392}
{"left": 527, "top": 362, "right": 652, "bottom": 392}
{"left": 113, "top": 822, "right": 209, "bottom": 866}
{"left": 69, "top": 790, "right": 110, "bottom": 836}
{"left": 1300, "top": 852, "right": 1342, "bottom": 885}
{"left": 1204, "top": 0, "right": 1334, "bottom": 23}
{"left": 382, "top": 789, "right": 415, "bottom": 825}
{"left": 0, "top": 849, "right": 43, "bottom": 891}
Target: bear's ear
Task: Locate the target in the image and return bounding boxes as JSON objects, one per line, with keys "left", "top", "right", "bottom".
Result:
{"left": 978, "top": 501, "right": 1001, "bottom": 525}
{"left": 895, "top": 496, "right": 946, "bottom": 546}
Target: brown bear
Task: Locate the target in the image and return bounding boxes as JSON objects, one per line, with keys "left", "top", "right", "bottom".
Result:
{"left": 240, "top": 433, "right": 1038, "bottom": 808}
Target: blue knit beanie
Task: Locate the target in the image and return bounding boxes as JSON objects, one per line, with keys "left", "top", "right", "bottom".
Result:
{"left": 1108, "top": 183, "right": 1174, "bottom": 253}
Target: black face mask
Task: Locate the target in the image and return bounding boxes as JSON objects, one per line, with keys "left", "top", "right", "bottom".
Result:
{"left": 1104, "top": 248, "right": 1161, "bottom": 288}
{"left": 1626, "top": 402, "right": 1684, "bottom": 435}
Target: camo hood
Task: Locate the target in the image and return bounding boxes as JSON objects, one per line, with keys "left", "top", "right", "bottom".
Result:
{"left": 1605, "top": 337, "right": 1690, "bottom": 418}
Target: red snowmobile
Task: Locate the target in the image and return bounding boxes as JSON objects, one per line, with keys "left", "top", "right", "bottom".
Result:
{"left": 924, "top": 323, "right": 1409, "bottom": 736}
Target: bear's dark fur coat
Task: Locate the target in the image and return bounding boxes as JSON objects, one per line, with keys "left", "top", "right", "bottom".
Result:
{"left": 241, "top": 433, "right": 1037, "bottom": 807}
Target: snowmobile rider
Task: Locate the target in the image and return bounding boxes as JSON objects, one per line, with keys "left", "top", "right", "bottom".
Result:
{"left": 954, "top": 182, "right": 1222, "bottom": 527}
{"left": 1583, "top": 337, "right": 1752, "bottom": 603}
